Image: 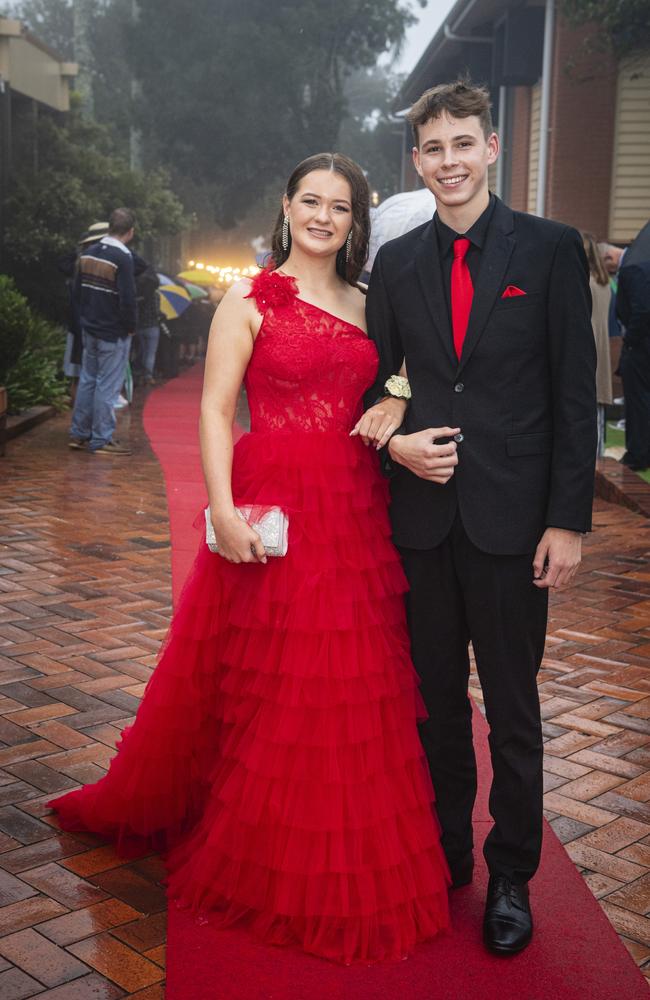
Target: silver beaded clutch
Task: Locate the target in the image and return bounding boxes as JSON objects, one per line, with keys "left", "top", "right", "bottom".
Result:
{"left": 205, "top": 505, "right": 289, "bottom": 557}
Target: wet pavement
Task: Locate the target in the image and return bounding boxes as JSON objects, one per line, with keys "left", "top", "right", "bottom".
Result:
{"left": 1, "top": 386, "right": 649, "bottom": 995}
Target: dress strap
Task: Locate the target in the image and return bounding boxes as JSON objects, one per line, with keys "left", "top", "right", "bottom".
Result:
{"left": 245, "top": 267, "right": 299, "bottom": 315}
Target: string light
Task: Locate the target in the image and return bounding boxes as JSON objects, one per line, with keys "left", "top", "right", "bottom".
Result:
{"left": 185, "top": 261, "right": 261, "bottom": 286}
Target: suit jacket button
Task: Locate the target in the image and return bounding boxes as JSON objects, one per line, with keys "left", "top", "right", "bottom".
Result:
{"left": 454, "top": 432, "right": 464, "bottom": 443}
{"left": 454, "top": 382, "right": 464, "bottom": 393}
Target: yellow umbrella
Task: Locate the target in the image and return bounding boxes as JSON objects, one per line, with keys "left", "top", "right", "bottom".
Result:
{"left": 177, "top": 269, "right": 216, "bottom": 286}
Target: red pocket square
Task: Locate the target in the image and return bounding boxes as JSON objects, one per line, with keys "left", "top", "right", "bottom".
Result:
{"left": 502, "top": 285, "right": 527, "bottom": 298}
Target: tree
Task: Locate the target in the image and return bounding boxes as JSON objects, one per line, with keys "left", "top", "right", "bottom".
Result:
{"left": 8, "top": 0, "right": 421, "bottom": 250}
{"left": 4, "top": 103, "right": 185, "bottom": 320}
{"left": 339, "top": 67, "right": 405, "bottom": 200}
{"left": 13, "top": 0, "right": 134, "bottom": 141}
{"left": 130, "top": 0, "right": 423, "bottom": 226}
{"left": 560, "top": 0, "right": 650, "bottom": 59}
{"left": 8, "top": 0, "right": 73, "bottom": 56}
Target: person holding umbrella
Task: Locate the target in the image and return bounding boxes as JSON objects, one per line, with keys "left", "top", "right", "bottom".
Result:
{"left": 135, "top": 264, "right": 161, "bottom": 385}
{"left": 156, "top": 275, "right": 196, "bottom": 371}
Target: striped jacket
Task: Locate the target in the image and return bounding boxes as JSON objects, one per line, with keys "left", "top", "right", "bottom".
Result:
{"left": 74, "top": 236, "right": 136, "bottom": 342}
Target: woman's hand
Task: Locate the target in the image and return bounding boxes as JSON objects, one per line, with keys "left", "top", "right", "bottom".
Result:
{"left": 211, "top": 510, "right": 267, "bottom": 564}
{"left": 350, "top": 397, "right": 408, "bottom": 449}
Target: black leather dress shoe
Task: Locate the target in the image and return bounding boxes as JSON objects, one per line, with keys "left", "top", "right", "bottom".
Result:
{"left": 483, "top": 876, "right": 532, "bottom": 954}
{"left": 449, "top": 852, "right": 474, "bottom": 889}
{"left": 621, "top": 454, "right": 649, "bottom": 472}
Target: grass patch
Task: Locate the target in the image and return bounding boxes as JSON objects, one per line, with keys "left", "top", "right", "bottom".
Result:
{"left": 605, "top": 423, "right": 650, "bottom": 483}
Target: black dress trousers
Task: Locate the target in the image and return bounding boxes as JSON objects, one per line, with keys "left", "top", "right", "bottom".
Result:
{"left": 400, "top": 513, "right": 549, "bottom": 884}
{"left": 620, "top": 339, "right": 650, "bottom": 468}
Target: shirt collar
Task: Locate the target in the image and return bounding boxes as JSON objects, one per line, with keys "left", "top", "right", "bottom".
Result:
{"left": 100, "top": 235, "right": 132, "bottom": 255}
{"left": 434, "top": 192, "right": 496, "bottom": 258}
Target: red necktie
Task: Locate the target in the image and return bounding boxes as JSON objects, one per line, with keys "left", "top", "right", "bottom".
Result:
{"left": 451, "top": 237, "right": 473, "bottom": 360}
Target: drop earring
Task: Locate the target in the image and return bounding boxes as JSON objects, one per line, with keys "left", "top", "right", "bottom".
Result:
{"left": 282, "top": 215, "right": 290, "bottom": 252}
{"left": 345, "top": 230, "right": 352, "bottom": 262}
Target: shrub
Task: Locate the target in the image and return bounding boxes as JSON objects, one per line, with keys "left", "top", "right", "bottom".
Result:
{"left": 23, "top": 314, "right": 68, "bottom": 368}
{"left": 0, "top": 280, "right": 69, "bottom": 413}
{"left": 5, "top": 350, "right": 69, "bottom": 414}
{"left": 0, "top": 275, "right": 30, "bottom": 384}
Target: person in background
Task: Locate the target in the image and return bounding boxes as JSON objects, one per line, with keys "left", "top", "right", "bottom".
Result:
{"left": 114, "top": 249, "right": 151, "bottom": 407}
{"left": 601, "top": 243, "right": 626, "bottom": 281}
{"left": 600, "top": 242, "right": 627, "bottom": 343}
{"left": 69, "top": 208, "right": 137, "bottom": 456}
{"left": 582, "top": 233, "right": 613, "bottom": 456}
{"left": 135, "top": 264, "right": 161, "bottom": 385}
{"left": 178, "top": 301, "right": 201, "bottom": 366}
{"left": 599, "top": 241, "right": 627, "bottom": 426}
{"left": 155, "top": 315, "right": 179, "bottom": 380}
{"left": 58, "top": 222, "right": 110, "bottom": 403}
{"left": 195, "top": 297, "right": 214, "bottom": 358}
{"left": 617, "top": 253, "right": 650, "bottom": 472}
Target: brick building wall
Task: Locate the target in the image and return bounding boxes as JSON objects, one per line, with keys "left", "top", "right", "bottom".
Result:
{"left": 402, "top": 124, "right": 420, "bottom": 192}
{"left": 545, "top": 16, "right": 617, "bottom": 236}
{"left": 508, "top": 87, "right": 531, "bottom": 212}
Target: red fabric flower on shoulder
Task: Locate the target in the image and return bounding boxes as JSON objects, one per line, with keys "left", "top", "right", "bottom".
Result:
{"left": 245, "top": 267, "right": 299, "bottom": 314}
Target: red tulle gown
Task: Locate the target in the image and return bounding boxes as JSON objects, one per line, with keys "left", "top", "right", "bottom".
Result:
{"left": 50, "top": 268, "right": 450, "bottom": 964}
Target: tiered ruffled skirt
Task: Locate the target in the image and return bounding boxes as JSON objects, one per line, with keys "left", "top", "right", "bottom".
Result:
{"left": 50, "top": 430, "right": 450, "bottom": 964}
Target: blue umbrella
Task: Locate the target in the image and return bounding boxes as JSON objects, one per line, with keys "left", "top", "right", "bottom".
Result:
{"left": 158, "top": 280, "right": 192, "bottom": 320}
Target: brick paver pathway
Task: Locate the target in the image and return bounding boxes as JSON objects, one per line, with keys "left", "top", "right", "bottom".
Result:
{"left": 1, "top": 396, "right": 650, "bottom": 996}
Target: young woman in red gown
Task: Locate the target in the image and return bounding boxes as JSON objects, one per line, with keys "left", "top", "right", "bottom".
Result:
{"left": 50, "top": 154, "right": 451, "bottom": 965}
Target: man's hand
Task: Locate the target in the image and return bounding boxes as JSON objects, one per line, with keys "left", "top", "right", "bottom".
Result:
{"left": 350, "top": 397, "right": 408, "bottom": 449}
{"left": 388, "top": 427, "right": 460, "bottom": 484}
{"left": 533, "top": 528, "right": 582, "bottom": 589}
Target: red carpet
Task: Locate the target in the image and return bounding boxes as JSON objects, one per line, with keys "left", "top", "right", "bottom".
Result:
{"left": 144, "top": 366, "right": 646, "bottom": 999}
{"left": 143, "top": 364, "right": 243, "bottom": 604}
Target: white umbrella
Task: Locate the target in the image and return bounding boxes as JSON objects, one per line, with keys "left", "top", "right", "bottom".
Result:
{"left": 367, "top": 188, "right": 436, "bottom": 272}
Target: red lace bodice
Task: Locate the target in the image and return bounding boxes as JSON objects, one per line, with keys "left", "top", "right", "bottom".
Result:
{"left": 244, "top": 269, "right": 378, "bottom": 433}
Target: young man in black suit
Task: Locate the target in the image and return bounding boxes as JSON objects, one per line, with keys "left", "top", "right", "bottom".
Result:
{"left": 362, "top": 81, "right": 597, "bottom": 955}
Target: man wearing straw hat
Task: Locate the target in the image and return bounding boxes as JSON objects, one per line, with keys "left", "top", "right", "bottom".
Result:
{"left": 68, "top": 208, "right": 137, "bottom": 456}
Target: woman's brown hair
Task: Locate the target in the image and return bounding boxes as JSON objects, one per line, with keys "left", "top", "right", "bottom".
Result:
{"left": 270, "top": 153, "right": 370, "bottom": 286}
{"left": 582, "top": 231, "right": 609, "bottom": 286}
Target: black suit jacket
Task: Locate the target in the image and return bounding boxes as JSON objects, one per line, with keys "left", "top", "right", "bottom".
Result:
{"left": 366, "top": 197, "right": 597, "bottom": 555}
{"left": 616, "top": 259, "right": 650, "bottom": 346}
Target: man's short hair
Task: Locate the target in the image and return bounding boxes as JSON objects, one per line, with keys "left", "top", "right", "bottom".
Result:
{"left": 407, "top": 79, "right": 493, "bottom": 146}
{"left": 108, "top": 208, "right": 136, "bottom": 237}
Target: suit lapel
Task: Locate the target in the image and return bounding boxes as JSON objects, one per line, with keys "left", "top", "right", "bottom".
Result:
{"left": 414, "top": 222, "right": 457, "bottom": 369}
{"left": 457, "top": 199, "right": 515, "bottom": 375}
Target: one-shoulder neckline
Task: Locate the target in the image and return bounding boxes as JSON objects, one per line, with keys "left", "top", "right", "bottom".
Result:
{"left": 293, "top": 296, "right": 368, "bottom": 338}
{"left": 274, "top": 270, "right": 368, "bottom": 338}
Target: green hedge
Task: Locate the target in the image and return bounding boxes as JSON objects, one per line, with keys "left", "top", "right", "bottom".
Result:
{"left": 0, "top": 275, "right": 69, "bottom": 414}
{"left": 0, "top": 274, "right": 30, "bottom": 384}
